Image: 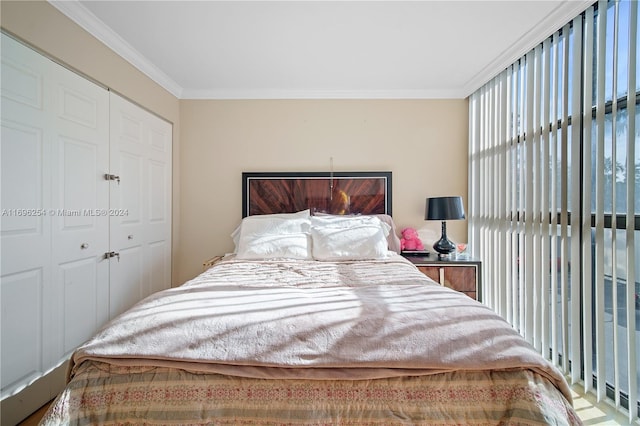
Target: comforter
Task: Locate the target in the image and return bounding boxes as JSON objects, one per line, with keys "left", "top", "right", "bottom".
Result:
{"left": 42, "top": 255, "right": 581, "bottom": 425}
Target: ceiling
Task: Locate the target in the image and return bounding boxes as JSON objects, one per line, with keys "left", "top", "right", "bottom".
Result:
{"left": 49, "top": 0, "right": 592, "bottom": 100}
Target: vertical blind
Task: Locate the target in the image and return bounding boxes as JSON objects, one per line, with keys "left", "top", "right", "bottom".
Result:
{"left": 469, "top": 0, "right": 639, "bottom": 421}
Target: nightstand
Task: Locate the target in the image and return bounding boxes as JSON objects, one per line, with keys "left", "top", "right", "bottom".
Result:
{"left": 403, "top": 253, "right": 482, "bottom": 301}
{"left": 203, "top": 255, "right": 224, "bottom": 271}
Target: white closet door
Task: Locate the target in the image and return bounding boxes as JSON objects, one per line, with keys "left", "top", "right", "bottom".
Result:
{"left": 1, "top": 35, "right": 171, "bottom": 423}
{"left": 1, "top": 33, "right": 109, "bottom": 402}
{"left": 1, "top": 33, "right": 55, "bottom": 397}
{"left": 109, "top": 93, "right": 172, "bottom": 318}
{"left": 50, "top": 63, "right": 110, "bottom": 360}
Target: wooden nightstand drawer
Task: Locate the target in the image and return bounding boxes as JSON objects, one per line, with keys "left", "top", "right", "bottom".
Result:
{"left": 405, "top": 255, "right": 482, "bottom": 301}
{"left": 417, "top": 265, "right": 476, "bottom": 290}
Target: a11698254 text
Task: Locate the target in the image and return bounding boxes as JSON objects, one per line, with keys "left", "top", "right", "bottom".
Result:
{"left": 1, "top": 208, "right": 129, "bottom": 217}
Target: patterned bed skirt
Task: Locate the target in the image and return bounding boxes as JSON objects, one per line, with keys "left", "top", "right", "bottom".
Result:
{"left": 41, "top": 361, "right": 581, "bottom": 425}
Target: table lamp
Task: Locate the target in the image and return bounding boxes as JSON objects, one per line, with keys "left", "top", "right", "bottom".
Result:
{"left": 425, "top": 196, "right": 465, "bottom": 258}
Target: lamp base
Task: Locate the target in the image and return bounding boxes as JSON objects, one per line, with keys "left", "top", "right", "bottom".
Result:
{"left": 433, "top": 240, "right": 456, "bottom": 258}
{"left": 433, "top": 221, "right": 456, "bottom": 258}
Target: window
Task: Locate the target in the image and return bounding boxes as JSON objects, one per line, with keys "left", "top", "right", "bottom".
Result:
{"left": 469, "top": 0, "right": 638, "bottom": 421}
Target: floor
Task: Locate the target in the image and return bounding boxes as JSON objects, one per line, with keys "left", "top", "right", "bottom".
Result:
{"left": 570, "top": 385, "right": 637, "bottom": 425}
{"left": 17, "top": 388, "right": 638, "bottom": 426}
{"left": 17, "top": 402, "right": 50, "bottom": 426}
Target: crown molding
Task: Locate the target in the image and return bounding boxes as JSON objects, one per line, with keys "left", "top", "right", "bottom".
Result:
{"left": 462, "top": 0, "right": 595, "bottom": 98}
{"left": 180, "top": 87, "right": 466, "bottom": 100}
{"left": 48, "top": 0, "right": 183, "bottom": 98}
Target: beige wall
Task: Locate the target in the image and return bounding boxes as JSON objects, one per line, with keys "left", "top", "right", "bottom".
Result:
{"left": 1, "top": 0, "right": 182, "bottom": 284}
{"left": 179, "top": 99, "right": 469, "bottom": 282}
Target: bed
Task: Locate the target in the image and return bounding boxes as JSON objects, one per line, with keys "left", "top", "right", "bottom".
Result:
{"left": 41, "top": 172, "right": 581, "bottom": 425}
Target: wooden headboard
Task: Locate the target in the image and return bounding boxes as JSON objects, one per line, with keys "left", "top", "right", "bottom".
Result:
{"left": 242, "top": 171, "right": 392, "bottom": 218}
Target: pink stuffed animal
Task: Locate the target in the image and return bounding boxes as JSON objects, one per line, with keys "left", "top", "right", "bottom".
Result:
{"left": 400, "top": 227, "right": 424, "bottom": 251}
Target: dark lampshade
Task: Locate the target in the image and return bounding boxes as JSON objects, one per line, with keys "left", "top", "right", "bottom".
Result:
{"left": 425, "top": 196, "right": 465, "bottom": 257}
{"left": 425, "top": 196, "right": 466, "bottom": 221}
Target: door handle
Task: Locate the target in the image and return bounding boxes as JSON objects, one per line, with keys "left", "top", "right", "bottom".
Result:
{"left": 104, "top": 251, "right": 120, "bottom": 262}
{"left": 104, "top": 174, "right": 120, "bottom": 184}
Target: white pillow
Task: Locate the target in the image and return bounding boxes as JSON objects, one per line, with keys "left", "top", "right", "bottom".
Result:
{"left": 310, "top": 215, "right": 391, "bottom": 234}
{"left": 235, "top": 215, "right": 311, "bottom": 259}
{"left": 231, "top": 209, "right": 310, "bottom": 253}
{"left": 311, "top": 213, "right": 401, "bottom": 253}
{"left": 310, "top": 216, "right": 390, "bottom": 260}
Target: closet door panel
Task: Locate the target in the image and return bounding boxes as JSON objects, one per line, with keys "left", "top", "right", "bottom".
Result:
{"left": 109, "top": 147, "right": 144, "bottom": 317}
{"left": 52, "top": 66, "right": 109, "bottom": 261}
{"left": 147, "top": 156, "right": 171, "bottom": 297}
{"left": 118, "top": 151, "right": 144, "bottom": 224}
{"left": 0, "top": 34, "right": 54, "bottom": 397}
{"left": 149, "top": 160, "right": 168, "bottom": 223}
{"left": 1, "top": 36, "right": 45, "bottom": 110}
{"left": 60, "top": 258, "right": 100, "bottom": 353}
{"left": 1, "top": 35, "right": 51, "bottom": 274}
{"left": 0, "top": 270, "right": 43, "bottom": 391}
{"left": 51, "top": 64, "right": 110, "bottom": 360}
{"left": 109, "top": 93, "right": 171, "bottom": 318}
{"left": 0, "top": 123, "right": 49, "bottom": 268}
{"left": 109, "top": 245, "right": 143, "bottom": 317}
{"left": 146, "top": 113, "right": 172, "bottom": 299}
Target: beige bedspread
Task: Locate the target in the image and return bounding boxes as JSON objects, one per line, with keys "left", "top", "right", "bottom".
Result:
{"left": 44, "top": 361, "right": 580, "bottom": 425}
{"left": 70, "top": 255, "right": 572, "bottom": 404}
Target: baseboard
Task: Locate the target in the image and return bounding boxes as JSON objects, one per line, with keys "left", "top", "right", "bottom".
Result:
{"left": 1, "top": 362, "right": 67, "bottom": 425}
